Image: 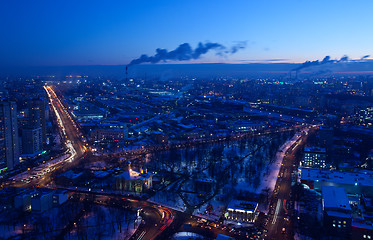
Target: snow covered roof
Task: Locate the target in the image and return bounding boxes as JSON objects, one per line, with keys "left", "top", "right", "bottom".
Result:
{"left": 116, "top": 170, "right": 153, "bottom": 180}
{"left": 117, "top": 170, "right": 139, "bottom": 180}
{"left": 93, "top": 170, "right": 110, "bottom": 178}
{"left": 322, "top": 186, "right": 351, "bottom": 212}
{"left": 59, "top": 170, "right": 83, "bottom": 179}
{"left": 178, "top": 123, "right": 195, "bottom": 130}
{"left": 196, "top": 179, "right": 213, "bottom": 183}
{"left": 300, "top": 168, "right": 373, "bottom": 187}
{"left": 216, "top": 234, "right": 235, "bottom": 240}
{"left": 227, "top": 200, "right": 258, "bottom": 213}
{"left": 304, "top": 146, "right": 326, "bottom": 153}
{"left": 352, "top": 218, "right": 373, "bottom": 230}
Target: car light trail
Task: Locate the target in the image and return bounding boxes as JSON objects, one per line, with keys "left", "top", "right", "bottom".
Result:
{"left": 272, "top": 198, "right": 281, "bottom": 225}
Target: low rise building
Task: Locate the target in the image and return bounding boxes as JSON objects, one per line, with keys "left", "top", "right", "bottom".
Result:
{"left": 352, "top": 218, "right": 373, "bottom": 240}
{"left": 31, "top": 189, "right": 55, "bottom": 212}
{"left": 14, "top": 192, "right": 32, "bottom": 212}
{"left": 322, "top": 186, "right": 352, "bottom": 237}
{"left": 153, "top": 131, "right": 168, "bottom": 144}
{"left": 91, "top": 128, "right": 128, "bottom": 142}
{"left": 115, "top": 162, "right": 153, "bottom": 193}
{"left": 299, "top": 168, "right": 373, "bottom": 198}
{"left": 227, "top": 121, "right": 264, "bottom": 133}
{"left": 55, "top": 170, "right": 84, "bottom": 186}
{"left": 52, "top": 189, "right": 68, "bottom": 206}
{"left": 225, "top": 200, "right": 258, "bottom": 223}
{"left": 0, "top": 187, "right": 29, "bottom": 211}
{"left": 195, "top": 179, "right": 213, "bottom": 194}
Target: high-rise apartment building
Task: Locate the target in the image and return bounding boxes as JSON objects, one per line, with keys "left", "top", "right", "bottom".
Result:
{"left": 22, "top": 127, "right": 42, "bottom": 155}
{"left": 28, "top": 98, "right": 46, "bottom": 145}
{"left": 0, "top": 101, "right": 19, "bottom": 172}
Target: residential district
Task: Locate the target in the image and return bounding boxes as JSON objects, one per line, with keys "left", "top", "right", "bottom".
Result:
{"left": 0, "top": 74, "right": 372, "bottom": 240}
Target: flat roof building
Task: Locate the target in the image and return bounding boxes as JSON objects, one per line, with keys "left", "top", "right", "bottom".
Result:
{"left": 225, "top": 200, "right": 258, "bottom": 223}
{"left": 299, "top": 168, "right": 373, "bottom": 198}
{"left": 302, "top": 146, "right": 327, "bottom": 169}
{"left": 322, "top": 186, "right": 352, "bottom": 238}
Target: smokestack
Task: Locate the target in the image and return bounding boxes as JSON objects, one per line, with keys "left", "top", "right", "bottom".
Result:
{"left": 125, "top": 65, "right": 128, "bottom": 82}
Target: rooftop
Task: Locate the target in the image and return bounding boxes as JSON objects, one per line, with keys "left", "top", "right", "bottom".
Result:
{"left": 300, "top": 167, "right": 373, "bottom": 187}
{"left": 227, "top": 200, "right": 258, "bottom": 213}
{"left": 352, "top": 218, "right": 373, "bottom": 230}
{"left": 322, "top": 186, "right": 351, "bottom": 212}
{"left": 93, "top": 170, "right": 110, "bottom": 178}
{"left": 58, "top": 170, "right": 84, "bottom": 179}
{"left": 304, "top": 146, "right": 326, "bottom": 153}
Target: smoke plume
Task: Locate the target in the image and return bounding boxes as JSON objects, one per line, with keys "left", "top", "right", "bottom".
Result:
{"left": 128, "top": 42, "right": 246, "bottom": 66}
{"left": 293, "top": 55, "right": 370, "bottom": 72}
{"left": 361, "top": 55, "right": 370, "bottom": 60}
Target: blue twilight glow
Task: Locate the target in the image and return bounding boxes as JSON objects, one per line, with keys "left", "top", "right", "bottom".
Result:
{"left": 1, "top": 0, "right": 373, "bottom": 66}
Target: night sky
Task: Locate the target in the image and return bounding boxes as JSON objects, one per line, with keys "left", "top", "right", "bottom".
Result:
{"left": 1, "top": 0, "right": 373, "bottom": 66}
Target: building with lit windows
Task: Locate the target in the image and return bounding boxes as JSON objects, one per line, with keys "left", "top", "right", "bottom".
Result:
{"left": 0, "top": 101, "right": 19, "bottom": 172}
{"left": 115, "top": 161, "right": 153, "bottom": 193}
{"left": 90, "top": 128, "right": 128, "bottom": 142}
{"left": 352, "top": 218, "right": 373, "bottom": 240}
{"left": 21, "top": 127, "right": 42, "bottom": 156}
{"left": 28, "top": 98, "right": 46, "bottom": 145}
{"left": 322, "top": 186, "right": 352, "bottom": 237}
{"left": 359, "top": 107, "right": 373, "bottom": 127}
{"left": 225, "top": 200, "right": 258, "bottom": 223}
{"left": 302, "top": 146, "right": 327, "bottom": 168}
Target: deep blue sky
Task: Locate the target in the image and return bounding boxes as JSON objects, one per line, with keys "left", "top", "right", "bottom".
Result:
{"left": 1, "top": 0, "right": 372, "bottom": 66}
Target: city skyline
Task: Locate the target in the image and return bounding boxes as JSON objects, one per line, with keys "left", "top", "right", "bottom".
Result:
{"left": 1, "top": 1, "right": 373, "bottom": 239}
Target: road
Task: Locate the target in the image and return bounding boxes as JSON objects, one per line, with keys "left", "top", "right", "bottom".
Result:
{"left": 65, "top": 190, "right": 176, "bottom": 240}
{"left": 265, "top": 130, "right": 310, "bottom": 240}
{"left": 62, "top": 188, "right": 255, "bottom": 240}
{"left": 44, "top": 85, "right": 86, "bottom": 159}
{"left": 6, "top": 85, "right": 87, "bottom": 189}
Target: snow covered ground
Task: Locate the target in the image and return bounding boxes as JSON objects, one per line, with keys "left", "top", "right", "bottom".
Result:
{"left": 149, "top": 131, "right": 298, "bottom": 222}
{"left": 171, "top": 232, "right": 207, "bottom": 240}
{"left": 149, "top": 190, "right": 187, "bottom": 212}
{"left": 0, "top": 201, "right": 83, "bottom": 240}
{"left": 294, "top": 232, "right": 316, "bottom": 240}
{"left": 67, "top": 205, "right": 140, "bottom": 240}
{"left": 0, "top": 202, "right": 139, "bottom": 240}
